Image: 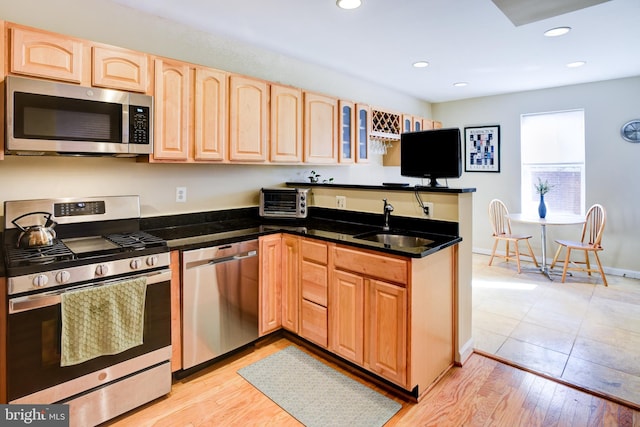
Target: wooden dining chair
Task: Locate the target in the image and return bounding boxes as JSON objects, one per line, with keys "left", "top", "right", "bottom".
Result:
{"left": 550, "top": 204, "right": 608, "bottom": 286}
{"left": 488, "top": 199, "right": 539, "bottom": 273}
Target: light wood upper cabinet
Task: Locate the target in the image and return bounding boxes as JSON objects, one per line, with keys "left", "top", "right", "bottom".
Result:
{"left": 402, "top": 114, "right": 413, "bottom": 133}
{"left": 194, "top": 67, "right": 228, "bottom": 161}
{"left": 10, "top": 26, "right": 83, "bottom": 83}
{"left": 355, "top": 103, "right": 370, "bottom": 163}
{"left": 270, "top": 84, "right": 302, "bottom": 163}
{"left": 229, "top": 75, "right": 269, "bottom": 162}
{"left": 153, "top": 58, "right": 190, "bottom": 161}
{"left": 304, "top": 92, "right": 338, "bottom": 164}
{"left": 92, "top": 45, "right": 148, "bottom": 93}
{"left": 339, "top": 100, "right": 355, "bottom": 164}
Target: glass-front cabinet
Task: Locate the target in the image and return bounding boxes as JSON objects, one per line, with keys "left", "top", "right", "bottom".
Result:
{"left": 355, "top": 104, "right": 370, "bottom": 163}
{"left": 339, "top": 100, "right": 355, "bottom": 163}
{"left": 402, "top": 114, "right": 413, "bottom": 133}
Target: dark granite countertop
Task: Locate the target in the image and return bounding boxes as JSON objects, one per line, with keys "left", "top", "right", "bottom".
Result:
{"left": 285, "top": 182, "right": 477, "bottom": 193}
{"left": 142, "top": 207, "right": 461, "bottom": 258}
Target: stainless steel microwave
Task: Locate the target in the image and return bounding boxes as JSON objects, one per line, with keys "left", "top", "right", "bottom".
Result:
{"left": 5, "top": 75, "right": 153, "bottom": 156}
{"left": 259, "top": 188, "right": 310, "bottom": 219}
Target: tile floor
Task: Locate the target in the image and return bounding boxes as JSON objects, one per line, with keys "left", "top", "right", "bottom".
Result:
{"left": 472, "top": 253, "right": 640, "bottom": 408}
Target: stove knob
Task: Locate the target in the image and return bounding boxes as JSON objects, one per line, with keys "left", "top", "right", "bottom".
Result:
{"left": 130, "top": 259, "right": 142, "bottom": 270}
{"left": 55, "top": 271, "right": 71, "bottom": 284}
{"left": 146, "top": 255, "right": 159, "bottom": 267}
{"left": 32, "top": 274, "right": 49, "bottom": 288}
{"left": 95, "top": 264, "right": 109, "bottom": 276}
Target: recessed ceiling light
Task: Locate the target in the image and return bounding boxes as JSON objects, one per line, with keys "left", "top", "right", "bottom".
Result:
{"left": 544, "top": 26, "right": 571, "bottom": 37}
{"left": 566, "top": 61, "right": 586, "bottom": 68}
{"left": 453, "top": 82, "right": 468, "bottom": 87}
{"left": 413, "top": 61, "right": 429, "bottom": 68}
{"left": 336, "top": 0, "right": 361, "bottom": 10}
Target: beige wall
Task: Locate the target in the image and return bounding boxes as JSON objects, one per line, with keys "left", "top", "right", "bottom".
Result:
{"left": 433, "top": 77, "right": 640, "bottom": 276}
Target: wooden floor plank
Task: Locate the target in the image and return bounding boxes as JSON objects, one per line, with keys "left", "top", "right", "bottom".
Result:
{"left": 104, "top": 338, "right": 640, "bottom": 427}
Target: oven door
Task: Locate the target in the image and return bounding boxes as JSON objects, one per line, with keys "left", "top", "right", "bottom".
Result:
{"left": 7, "top": 269, "right": 171, "bottom": 403}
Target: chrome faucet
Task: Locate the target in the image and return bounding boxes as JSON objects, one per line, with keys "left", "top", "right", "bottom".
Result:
{"left": 382, "top": 198, "right": 394, "bottom": 231}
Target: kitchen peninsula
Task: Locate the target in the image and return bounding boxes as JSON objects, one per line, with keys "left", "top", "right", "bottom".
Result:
{"left": 142, "top": 183, "right": 475, "bottom": 400}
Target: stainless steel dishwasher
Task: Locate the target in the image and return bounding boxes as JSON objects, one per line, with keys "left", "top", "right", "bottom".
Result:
{"left": 182, "top": 239, "right": 259, "bottom": 369}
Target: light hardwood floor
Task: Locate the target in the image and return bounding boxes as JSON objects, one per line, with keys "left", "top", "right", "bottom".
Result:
{"left": 105, "top": 336, "right": 640, "bottom": 426}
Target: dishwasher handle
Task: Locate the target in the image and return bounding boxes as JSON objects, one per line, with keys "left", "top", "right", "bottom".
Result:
{"left": 187, "top": 250, "right": 258, "bottom": 269}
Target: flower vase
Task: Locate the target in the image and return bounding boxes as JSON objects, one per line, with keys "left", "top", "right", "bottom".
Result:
{"left": 538, "top": 194, "right": 547, "bottom": 218}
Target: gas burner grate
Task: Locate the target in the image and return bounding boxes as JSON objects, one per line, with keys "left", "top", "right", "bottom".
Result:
{"left": 105, "top": 231, "right": 166, "bottom": 250}
{"left": 5, "top": 241, "right": 75, "bottom": 267}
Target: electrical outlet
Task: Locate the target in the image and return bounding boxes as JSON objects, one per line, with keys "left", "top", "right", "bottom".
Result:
{"left": 336, "top": 195, "right": 346, "bottom": 209}
{"left": 423, "top": 202, "right": 434, "bottom": 218}
{"left": 176, "top": 187, "right": 187, "bottom": 203}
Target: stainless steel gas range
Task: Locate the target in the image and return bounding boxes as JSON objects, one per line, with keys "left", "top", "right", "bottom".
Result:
{"left": 3, "top": 196, "right": 171, "bottom": 427}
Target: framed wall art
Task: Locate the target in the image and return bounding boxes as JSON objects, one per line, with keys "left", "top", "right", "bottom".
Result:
{"left": 464, "top": 125, "right": 500, "bottom": 172}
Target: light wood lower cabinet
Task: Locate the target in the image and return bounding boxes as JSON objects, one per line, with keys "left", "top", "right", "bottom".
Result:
{"left": 257, "top": 234, "right": 455, "bottom": 398}
{"left": 299, "top": 239, "right": 329, "bottom": 347}
{"left": 329, "top": 269, "right": 364, "bottom": 364}
{"left": 281, "top": 234, "right": 299, "bottom": 333}
{"left": 365, "top": 278, "right": 407, "bottom": 386}
{"left": 330, "top": 246, "right": 408, "bottom": 387}
{"left": 259, "top": 234, "right": 282, "bottom": 335}
{"left": 170, "top": 250, "right": 182, "bottom": 372}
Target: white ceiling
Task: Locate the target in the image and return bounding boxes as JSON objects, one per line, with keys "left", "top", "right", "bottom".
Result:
{"left": 108, "top": 0, "right": 640, "bottom": 103}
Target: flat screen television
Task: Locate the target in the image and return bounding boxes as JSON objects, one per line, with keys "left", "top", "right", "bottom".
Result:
{"left": 400, "top": 127, "right": 462, "bottom": 188}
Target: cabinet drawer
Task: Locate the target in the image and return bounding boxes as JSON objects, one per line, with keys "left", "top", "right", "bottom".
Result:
{"left": 301, "top": 239, "right": 328, "bottom": 264}
{"left": 300, "top": 299, "right": 327, "bottom": 348}
{"left": 333, "top": 246, "right": 408, "bottom": 285}
{"left": 301, "top": 260, "right": 328, "bottom": 306}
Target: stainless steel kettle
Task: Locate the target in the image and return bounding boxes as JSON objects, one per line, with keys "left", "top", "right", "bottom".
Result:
{"left": 12, "top": 211, "right": 58, "bottom": 248}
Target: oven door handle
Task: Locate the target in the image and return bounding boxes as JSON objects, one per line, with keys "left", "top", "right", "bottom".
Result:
{"left": 8, "top": 269, "right": 172, "bottom": 314}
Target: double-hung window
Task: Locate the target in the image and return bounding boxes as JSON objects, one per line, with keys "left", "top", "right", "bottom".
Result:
{"left": 520, "top": 109, "right": 585, "bottom": 216}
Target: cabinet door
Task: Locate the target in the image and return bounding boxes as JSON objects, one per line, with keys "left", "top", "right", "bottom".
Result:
{"left": 413, "top": 117, "right": 423, "bottom": 132}
{"left": 92, "top": 45, "right": 148, "bottom": 93}
{"left": 355, "top": 103, "right": 370, "bottom": 163}
{"left": 10, "top": 26, "right": 83, "bottom": 83}
{"left": 259, "top": 234, "right": 282, "bottom": 335}
{"left": 270, "top": 84, "right": 302, "bottom": 163}
{"left": 281, "top": 235, "right": 299, "bottom": 333}
{"left": 339, "top": 100, "right": 355, "bottom": 164}
{"left": 300, "top": 300, "right": 328, "bottom": 348}
{"left": 423, "top": 119, "right": 435, "bottom": 130}
{"left": 402, "top": 114, "right": 413, "bottom": 133}
{"left": 229, "top": 75, "right": 268, "bottom": 162}
{"left": 153, "top": 58, "right": 190, "bottom": 161}
{"left": 194, "top": 67, "right": 228, "bottom": 161}
{"left": 304, "top": 92, "right": 338, "bottom": 164}
{"left": 329, "top": 269, "right": 364, "bottom": 365}
{"left": 366, "top": 279, "right": 407, "bottom": 386}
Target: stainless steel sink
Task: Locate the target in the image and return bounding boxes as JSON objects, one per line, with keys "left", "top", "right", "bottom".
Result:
{"left": 354, "top": 231, "right": 434, "bottom": 248}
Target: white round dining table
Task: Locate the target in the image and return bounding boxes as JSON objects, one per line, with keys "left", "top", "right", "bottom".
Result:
{"left": 506, "top": 213, "right": 585, "bottom": 280}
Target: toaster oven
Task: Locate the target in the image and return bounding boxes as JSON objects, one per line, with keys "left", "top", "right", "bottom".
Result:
{"left": 259, "top": 188, "right": 310, "bottom": 218}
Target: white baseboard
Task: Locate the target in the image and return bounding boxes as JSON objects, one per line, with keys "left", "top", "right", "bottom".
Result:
{"left": 473, "top": 247, "right": 640, "bottom": 280}
{"left": 457, "top": 337, "right": 474, "bottom": 365}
